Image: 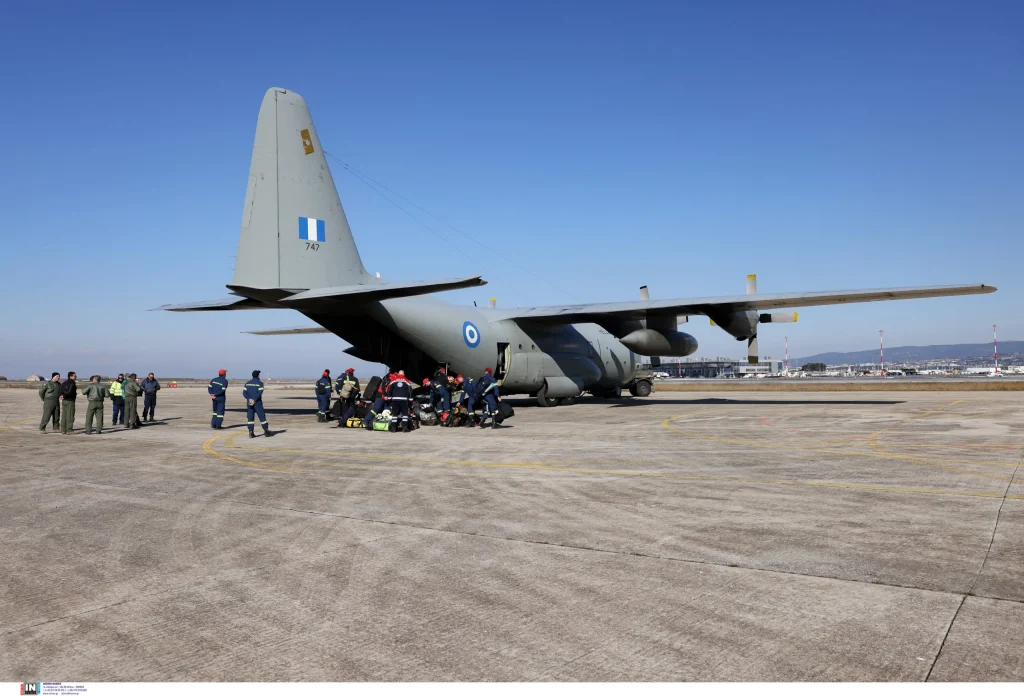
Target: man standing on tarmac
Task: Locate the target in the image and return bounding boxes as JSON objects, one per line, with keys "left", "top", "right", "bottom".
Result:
{"left": 59, "top": 371, "right": 78, "bottom": 434}
{"left": 38, "top": 372, "right": 61, "bottom": 433}
{"left": 243, "top": 370, "right": 273, "bottom": 438}
{"left": 387, "top": 369, "right": 414, "bottom": 432}
{"left": 208, "top": 369, "right": 228, "bottom": 429}
{"left": 123, "top": 373, "right": 143, "bottom": 429}
{"left": 109, "top": 374, "right": 125, "bottom": 426}
{"left": 336, "top": 368, "right": 361, "bottom": 426}
{"left": 81, "top": 376, "right": 108, "bottom": 434}
{"left": 315, "top": 369, "right": 332, "bottom": 422}
{"left": 141, "top": 372, "right": 160, "bottom": 422}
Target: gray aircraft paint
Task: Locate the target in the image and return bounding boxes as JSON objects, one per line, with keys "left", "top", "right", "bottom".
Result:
{"left": 162, "top": 87, "right": 996, "bottom": 401}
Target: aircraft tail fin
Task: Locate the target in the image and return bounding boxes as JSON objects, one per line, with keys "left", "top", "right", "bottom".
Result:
{"left": 233, "top": 88, "right": 370, "bottom": 291}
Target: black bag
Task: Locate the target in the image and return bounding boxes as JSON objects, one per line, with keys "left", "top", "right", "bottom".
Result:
{"left": 362, "top": 376, "right": 382, "bottom": 402}
{"left": 418, "top": 404, "right": 438, "bottom": 426}
{"left": 497, "top": 402, "right": 515, "bottom": 422}
{"left": 329, "top": 400, "right": 344, "bottom": 419}
{"left": 354, "top": 402, "right": 368, "bottom": 418}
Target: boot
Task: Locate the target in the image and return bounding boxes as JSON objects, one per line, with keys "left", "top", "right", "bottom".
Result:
{"left": 264, "top": 429, "right": 274, "bottom": 437}
{"left": 249, "top": 431, "right": 256, "bottom": 438}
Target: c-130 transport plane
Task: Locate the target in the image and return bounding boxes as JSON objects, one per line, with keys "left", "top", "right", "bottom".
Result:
{"left": 163, "top": 88, "right": 996, "bottom": 405}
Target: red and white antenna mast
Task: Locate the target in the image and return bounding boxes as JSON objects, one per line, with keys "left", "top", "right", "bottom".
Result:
{"left": 879, "top": 330, "right": 885, "bottom": 376}
{"left": 994, "top": 324, "right": 999, "bottom": 374}
{"left": 785, "top": 336, "right": 789, "bottom": 375}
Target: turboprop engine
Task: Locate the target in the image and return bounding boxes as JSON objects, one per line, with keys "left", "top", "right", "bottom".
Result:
{"left": 707, "top": 275, "right": 797, "bottom": 363}
{"left": 619, "top": 329, "right": 698, "bottom": 357}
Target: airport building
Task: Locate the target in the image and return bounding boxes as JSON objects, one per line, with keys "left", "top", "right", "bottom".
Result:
{"left": 641, "top": 357, "right": 786, "bottom": 378}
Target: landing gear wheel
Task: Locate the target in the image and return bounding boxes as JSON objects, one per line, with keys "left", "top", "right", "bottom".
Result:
{"left": 558, "top": 397, "right": 576, "bottom": 406}
{"left": 536, "top": 395, "right": 559, "bottom": 407}
{"left": 631, "top": 379, "right": 652, "bottom": 398}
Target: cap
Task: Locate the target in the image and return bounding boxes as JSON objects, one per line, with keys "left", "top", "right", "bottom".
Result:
{"left": 346, "top": 368, "right": 355, "bottom": 373}
{"left": 438, "top": 367, "right": 446, "bottom": 373}
{"left": 252, "top": 370, "right": 261, "bottom": 377}
{"left": 456, "top": 374, "right": 464, "bottom": 379}
{"left": 422, "top": 378, "right": 431, "bottom": 386}
{"left": 484, "top": 367, "right": 493, "bottom": 374}
{"left": 218, "top": 369, "right": 226, "bottom": 375}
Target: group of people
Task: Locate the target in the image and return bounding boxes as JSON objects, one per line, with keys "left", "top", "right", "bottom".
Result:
{"left": 207, "top": 369, "right": 275, "bottom": 438}
{"left": 314, "top": 365, "right": 503, "bottom": 432}
{"left": 38, "top": 372, "right": 161, "bottom": 434}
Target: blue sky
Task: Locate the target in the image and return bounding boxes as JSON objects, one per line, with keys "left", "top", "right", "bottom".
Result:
{"left": 1, "top": 1, "right": 1021, "bottom": 378}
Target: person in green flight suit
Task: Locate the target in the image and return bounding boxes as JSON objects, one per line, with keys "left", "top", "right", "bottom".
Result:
{"left": 38, "top": 372, "right": 61, "bottom": 433}
{"left": 123, "top": 373, "right": 143, "bottom": 429}
{"left": 81, "top": 375, "right": 109, "bottom": 434}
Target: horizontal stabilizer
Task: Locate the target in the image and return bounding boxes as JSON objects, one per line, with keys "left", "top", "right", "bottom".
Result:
{"left": 156, "top": 297, "right": 270, "bottom": 312}
{"left": 243, "top": 326, "right": 330, "bottom": 336}
{"left": 282, "top": 275, "right": 485, "bottom": 305}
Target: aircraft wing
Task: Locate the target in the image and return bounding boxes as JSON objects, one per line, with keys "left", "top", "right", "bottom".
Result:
{"left": 243, "top": 326, "right": 331, "bottom": 335}
{"left": 500, "top": 284, "right": 996, "bottom": 324}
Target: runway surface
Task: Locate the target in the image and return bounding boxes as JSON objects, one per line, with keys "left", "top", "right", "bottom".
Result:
{"left": 2, "top": 387, "right": 1022, "bottom": 681}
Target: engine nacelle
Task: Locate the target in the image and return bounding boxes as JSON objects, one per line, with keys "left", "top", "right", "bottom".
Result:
{"left": 619, "top": 329, "right": 698, "bottom": 357}
{"left": 707, "top": 309, "right": 759, "bottom": 340}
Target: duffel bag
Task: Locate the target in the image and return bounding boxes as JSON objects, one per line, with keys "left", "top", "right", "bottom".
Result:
{"left": 346, "top": 417, "right": 364, "bottom": 428}
{"left": 372, "top": 418, "right": 390, "bottom": 432}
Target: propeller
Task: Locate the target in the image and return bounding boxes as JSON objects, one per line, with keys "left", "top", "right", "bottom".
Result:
{"left": 746, "top": 275, "right": 798, "bottom": 364}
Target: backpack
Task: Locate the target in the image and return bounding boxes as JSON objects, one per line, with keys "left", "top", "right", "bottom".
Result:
{"left": 339, "top": 382, "right": 357, "bottom": 399}
{"left": 362, "top": 376, "right": 382, "bottom": 402}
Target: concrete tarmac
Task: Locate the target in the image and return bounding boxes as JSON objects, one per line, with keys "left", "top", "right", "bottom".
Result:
{"left": 1, "top": 387, "right": 1022, "bottom": 681}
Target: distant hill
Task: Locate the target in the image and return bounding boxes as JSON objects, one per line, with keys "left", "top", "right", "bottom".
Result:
{"left": 793, "top": 341, "right": 1024, "bottom": 367}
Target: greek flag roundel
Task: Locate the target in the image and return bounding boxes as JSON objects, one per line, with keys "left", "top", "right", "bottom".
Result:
{"left": 463, "top": 321, "right": 481, "bottom": 348}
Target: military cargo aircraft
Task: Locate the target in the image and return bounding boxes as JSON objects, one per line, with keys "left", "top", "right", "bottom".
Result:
{"left": 162, "top": 88, "right": 996, "bottom": 406}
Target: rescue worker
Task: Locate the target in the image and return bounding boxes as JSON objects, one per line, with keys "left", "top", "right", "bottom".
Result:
{"left": 141, "top": 372, "right": 160, "bottom": 421}
{"left": 109, "top": 374, "right": 125, "bottom": 426}
{"left": 208, "top": 369, "right": 228, "bottom": 429}
{"left": 476, "top": 367, "right": 501, "bottom": 429}
{"left": 243, "top": 370, "right": 273, "bottom": 438}
{"left": 335, "top": 368, "right": 361, "bottom": 426}
{"left": 38, "top": 372, "right": 61, "bottom": 433}
{"left": 363, "top": 371, "right": 392, "bottom": 428}
{"left": 58, "top": 371, "right": 78, "bottom": 434}
{"left": 123, "top": 373, "right": 143, "bottom": 429}
{"left": 81, "top": 375, "right": 109, "bottom": 434}
{"left": 462, "top": 374, "right": 477, "bottom": 421}
{"left": 432, "top": 366, "right": 451, "bottom": 414}
{"left": 315, "top": 369, "right": 332, "bottom": 422}
{"left": 386, "top": 369, "right": 414, "bottom": 432}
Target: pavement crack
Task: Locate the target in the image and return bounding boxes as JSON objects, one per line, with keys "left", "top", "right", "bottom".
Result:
{"left": 925, "top": 595, "right": 966, "bottom": 681}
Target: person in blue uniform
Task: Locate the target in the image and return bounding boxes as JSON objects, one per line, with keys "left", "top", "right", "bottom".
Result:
{"left": 315, "top": 369, "right": 332, "bottom": 422}
{"left": 363, "top": 371, "right": 392, "bottom": 428}
{"left": 243, "top": 370, "right": 273, "bottom": 438}
{"left": 431, "top": 367, "right": 451, "bottom": 414}
{"left": 335, "top": 368, "right": 361, "bottom": 426}
{"left": 386, "top": 369, "right": 414, "bottom": 432}
{"left": 208, "top": 369, "right": 228, "bottom": 429}
{"left": 476, "top": 367, "right": 501, "bottom": 428}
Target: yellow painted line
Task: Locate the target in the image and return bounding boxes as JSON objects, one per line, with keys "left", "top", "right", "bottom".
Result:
{"left": 866, "top": 439, "right": 1014, "bottom": 483}
{"left": 205, "top": 435, "right": 1024, "bottom": 501}
{"left": 202, "top": 431, "right": 301, "bottom": 474}
{"left": 0, "top": 417, "right": 36, "bottom": 432}
{"left": 868, "top": 399, "right": 965, "bottom": 437}
{"left": 661, "top": 414, "right": 1021, "bottom": 468}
